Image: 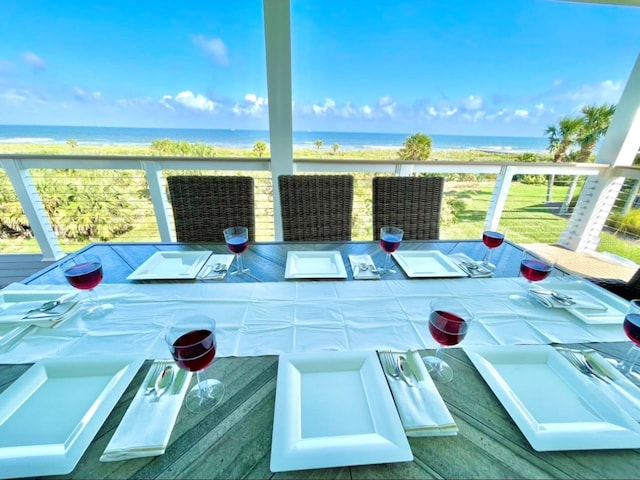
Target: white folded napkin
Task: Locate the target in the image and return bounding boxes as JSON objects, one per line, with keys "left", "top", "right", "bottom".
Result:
{"left": 197, "top": 254, "right": 235, "bottom": 280}
{"left": 100, "top": 360, "right": 192, "bottom": 462}
{"left": 348, "top": 254, "right": 381, "bottom": 280}
{"left": 0, "top": 299, "right": 80, "bottom": 327}
{"left": 379, "top": 350, "right": 458, "bottom": 437}
{"left": 530, "top": 289, "right": 608, "bottom": 311}
{"left": 447, "top": 253, "right": 492, "bottom": 278}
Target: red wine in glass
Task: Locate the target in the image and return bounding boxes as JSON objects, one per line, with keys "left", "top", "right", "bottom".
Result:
{"left": 165, "top": 316, "right": 224, "bottom": 413}
{"left": 423, "top": 299, "right": 474, "bottom": 383}
{"left": 380, "top": 234, "right": 402, "bottom": 253}
{"left": 224, "top": 226, "right": 250, "bottom": 275}
{"left": 60, "top": 253, "right": 113, "bottom": 317}
{"left": 619, "top": 300, "right": 640, "bottom": 376}
{"left": 64, "top": 261, "right": 103, "bottom": 290}
{"left": 429, "top": 310, "right": 469, "bottom": 346}
{"left": 480, "top": 230, "right": 505, "bottom": 270}
{"left": 226, "top": 236, "right": 248, "bottom": 254}
{"left": 377, "top": 226, "right": 404, "bottom": 275}
{"left": 171, "top": 329, "right": 217, "bottom": 372}
{"left": 520, "top": 259, "right": 552, "bottom": 282}
{"left": 482, "top": 231, "right": 505, "bottom": 249}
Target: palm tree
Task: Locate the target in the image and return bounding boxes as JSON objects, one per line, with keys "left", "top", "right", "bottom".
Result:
{"left": 558, "top": 104, "right": 616, "bottom": 214}
{"left": 545, "top": 116, "right": 582, "bottom": 202}
{"left": 314, "top": 140, "right": 323, "bottom": 150}
{"left": 576, "top": 104, "right": 616, "bottom": 163}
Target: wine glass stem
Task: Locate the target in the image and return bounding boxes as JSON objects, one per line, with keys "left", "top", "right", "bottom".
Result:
{"left": 196, "top": 369, "right": 210, "bottom": 399}
{"left": 482, "top": 247, "right": 492, "bottom": 266}
{"left": 383, "top": 253, "right": 391, "bottom": 271}
{"left": 434, "top": 346, "right": 446, "bottom": 371}
{"left": 87, "top": 288, "right": 101, "bottom": 308}
{"left": 236, "top": 253, "right": 244, "bottom": 272}
{"left": 620, "top": 345, "right": 640, "bottom": 375}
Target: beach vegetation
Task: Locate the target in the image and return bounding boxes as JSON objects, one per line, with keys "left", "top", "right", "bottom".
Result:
{"left": 253, "top": 140, "right": 268, "bottom": 157}
{"left": 66, "top": 139, "right": 78, "bottom": 148}
{"left": 314, "top": 140, "right": 323, "bottom": 150}
{"left": 398, "top": 133, "right": 432, "bottom": 160}
{"left": 332, "top": 143, "right": 340, "bottom": 154}
{"left": 151, "top": 139, "right": 216, "bottom": 157}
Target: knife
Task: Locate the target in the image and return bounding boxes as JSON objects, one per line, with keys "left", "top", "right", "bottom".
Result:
{"left": 172, "top": 367, "right": 188, "bottom": 394}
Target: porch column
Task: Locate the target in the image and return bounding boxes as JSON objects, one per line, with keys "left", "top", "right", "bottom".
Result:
{"left": 559, "top": 53, "right": 640, "bottom": 252}
{"left": 0, "top": 159, "right": 63, "bottom": 261}
{"left": 484, "top": 165, "right": 516, "bottom": 231}
{"left": 263, "top": 0, "right": 294, "bottom": 241}
{"left": 141, "top": 161, "right": 175, "bottom": 242}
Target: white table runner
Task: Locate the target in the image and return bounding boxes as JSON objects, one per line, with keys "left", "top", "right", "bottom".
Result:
{"left": 0, "top": 277, "right": 629, "bottom": 364}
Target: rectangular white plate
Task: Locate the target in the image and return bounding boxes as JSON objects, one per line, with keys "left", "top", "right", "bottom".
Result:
{"left": 0, "top": 355, "right": 144, "bottom": 478}
{"left": 464, "top": 345, "right": 640, "bottom": 451}
{"left": 536, "top": 278, "right": 628, "bottom": 324}
{"left": 126, "top": 250, "right": 212, "bottom": 280}
{"left": 271, "top": 350, "right": 413, "bottom": 472}
{"left": 392, "top": 250, "right": 468, "bottom": 278}
{"left": 0, "top": 290, "right": 77, "bottom": 348}
{"left": 284, "top": 251, "right": 348, "bottom": 279}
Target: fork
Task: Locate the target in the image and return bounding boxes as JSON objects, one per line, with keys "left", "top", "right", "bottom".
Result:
{"left": 381, "top": 351, "right": 412, "bottom": 387}
{"left": 144, "top": 362, "right": 164, "bottom": 396}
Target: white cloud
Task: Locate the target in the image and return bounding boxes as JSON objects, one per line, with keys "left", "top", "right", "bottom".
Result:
{"left": 161, "top": 91, "right": 220, "bottom": 112}
{"left": 514, "top": 109, "right": 529, "bottom": 118}
{"left": 191, "top": 35, "right": 229, "bottom": 66}
{"left": 233, "top": 93, "right": 267, "bottom": 116}
{"left": 0, "top": 88, "right": 29, "bottom": 103}
{"left": 73, "top": 87, "right": 103, "bottom": 102}
{"left": 461, "top": 95, "right": 483, "bottom": 110}
{"left": 22, "top": 51, "right": 46, "bottom": 70}
{"left": 555, "top": 80, "right": 623, "bottom": 107}
{"left": 312, "top": 97, "right": 337, "bottom": 115}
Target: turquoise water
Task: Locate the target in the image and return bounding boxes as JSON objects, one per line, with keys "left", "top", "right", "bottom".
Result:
{"left": 0, "top": 124, "right": 549, "bottom": 153}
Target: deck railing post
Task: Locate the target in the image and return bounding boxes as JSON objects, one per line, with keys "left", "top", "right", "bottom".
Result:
{"left": 484, "top": 165, "right": 515, "bottom": 231}
{"left": 141, "top": 161, "right": 175, "bottom": 242}
{"left": 0, "top": 159, "right": 63, "bottom": 261}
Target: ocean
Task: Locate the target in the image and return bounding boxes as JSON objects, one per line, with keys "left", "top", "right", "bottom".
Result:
{"left": 0, "top": 124, "right": 549, "bottom": 153}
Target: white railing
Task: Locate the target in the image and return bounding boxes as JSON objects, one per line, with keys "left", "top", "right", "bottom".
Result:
{"left": 0, "top": 154, "right": 632, "bottom": 262}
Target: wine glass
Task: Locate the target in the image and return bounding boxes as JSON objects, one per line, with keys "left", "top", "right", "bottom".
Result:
{"left": 617, "top": 299, "right": 640, "bottom": 378}
{"left": 165, "top": 315, "right": 224, "bottom": 413}
{"left": 377, "top": 226, "right": 404, "bottom": 275}
{"left": 510, "top": 250, "right": 557, "bottom": 303}
{"left": 223, "top": 226, "right": 250, "bottom": 275}
{"left": 60, "top": 253, "right": 114, "bottom": 318}
{"left": 422, "top": 299, "right": 474, "bottom": 383}
{"left": 480, "top": 230, "right": 505, "bottom": 270}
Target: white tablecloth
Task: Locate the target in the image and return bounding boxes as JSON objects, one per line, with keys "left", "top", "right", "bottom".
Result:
{"left": 0, "top": 277, "right": 629, "bottom": 364}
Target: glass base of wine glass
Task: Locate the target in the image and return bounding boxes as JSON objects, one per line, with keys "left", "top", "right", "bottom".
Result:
{"left": 230, "top": 267, "right": 250, "bottom": 276}
{"left": 185, "top": 378, "right": 224, "bottom": 413}
{"left": 422, "top": 355, "right": 454, "bottom": 383}
{"left": 83, "top": 302, "right": 115, "bottom": 318}
{"left": 376, "top": 266, "right": 395, "bottom": 275}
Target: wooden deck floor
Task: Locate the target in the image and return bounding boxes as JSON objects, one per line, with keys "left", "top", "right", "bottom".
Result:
{"left": 0, "top": 245, "right": 637, "bottom": 289}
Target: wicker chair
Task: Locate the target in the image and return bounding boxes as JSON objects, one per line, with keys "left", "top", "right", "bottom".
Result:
{"left": 167, "top": 175, "right": 255, "bottom": 242}
{"left": 372, "top": 176, "right": 445, "bottom": 240}
{"left": 586, "top": 269, "right": 640, "bottom": 300}
{"left": 278, "top": 175, "right": 354, "bottom": 241}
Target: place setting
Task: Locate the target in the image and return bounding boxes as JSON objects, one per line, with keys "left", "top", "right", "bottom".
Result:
{"left": 101, "top": 313, "right": 222, "bottom": 461}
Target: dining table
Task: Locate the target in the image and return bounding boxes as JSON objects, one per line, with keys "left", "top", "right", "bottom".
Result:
{"left": 1, "top": 239, "right": 639, "bottom": 479}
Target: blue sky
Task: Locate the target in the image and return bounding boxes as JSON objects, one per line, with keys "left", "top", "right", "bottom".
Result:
{"left": 0, "top": 0, "right": 639, "bottom": 137}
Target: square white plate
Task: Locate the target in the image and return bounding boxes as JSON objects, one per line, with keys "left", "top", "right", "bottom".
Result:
{"left": 126, "top": 250, "right": 212, "bottom": 280}
{"left": 0, "top": 355, "right": 144, "bottom": 478}
{"left": 0, "top": 290, "right": 77, "bottom": 348}
{"left": 270, "top": 350, "right": 413, "bottom": 472}
{"left": 392, "top": 250, "right": 468, "bottom": 278}
{"left": 284, "top": 251, "right": 348, "bottom": 279}
{"left": 464, "top": 345, "right": 640, "bottom": 451}
{"left": 536, "top": 278, "right": 628, "bottom": 324}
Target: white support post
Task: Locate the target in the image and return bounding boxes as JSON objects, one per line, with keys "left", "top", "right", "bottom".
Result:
{"left": 141, "top": 161, "right": 175, "bottom": 242}
{"left": 395, "top": 164, "right": 415, "bottom": 177}
{"left": 1, "top": 159, "right": 63, "bottom": 261}
{"left": 484, "top": 165, "right": 516, "bottom": 231}
{"left": 263, "top": 0, "right": 294, "bottom": 241}
{"left": 559, "top": 53, "right": 640, "bottom": 252}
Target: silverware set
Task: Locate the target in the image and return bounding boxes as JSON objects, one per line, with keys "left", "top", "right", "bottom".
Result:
{"left": 144, "top": 362, "right": 187, "bottom": 402}
{"left": 380, "top": 351, "right": 414, "bottom": 387}
{"left": 197, "top": 262, "right": 228, "bottom": 280}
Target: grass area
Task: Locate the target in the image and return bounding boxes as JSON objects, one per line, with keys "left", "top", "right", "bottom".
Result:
{"left": 1, "top": 142, "right": 638, "bottom": 265}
